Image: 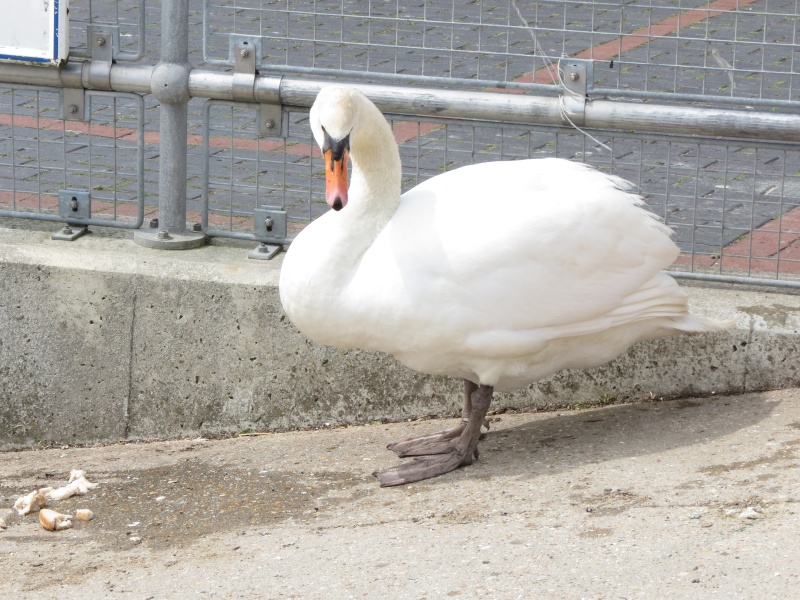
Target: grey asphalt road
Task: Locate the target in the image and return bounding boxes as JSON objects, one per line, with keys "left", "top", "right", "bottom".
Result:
{"left": 2, "top": 387, "right": 799, "bottom": 599}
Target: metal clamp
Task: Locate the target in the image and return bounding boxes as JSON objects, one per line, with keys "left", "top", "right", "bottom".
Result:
{"left": 229, "top": 35, "right": 287, "bottom": 137}
{"left": 57, "top": 188, "right": 91, "bottom": 220}
{"left": 230, "top": 35, "right": 260, "bottom": 103}
{"left": 558, "top": 58, "right": 592, "bottom": 127}
{"left": 258, "top": 102, "right": 286, "bottom": 137}
{"left": 253, "top": 206, "right": 287, "bottom": 242}
{"left": 86, "top": 25, "right": 118, "bottom": 90}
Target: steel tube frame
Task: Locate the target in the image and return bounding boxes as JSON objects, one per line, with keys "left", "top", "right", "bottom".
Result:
{"left": 132, "top": 0, "right": 205, "bottom": 250}
{"left": 274, "top": 79, "right": 800, "bottom": 144}
{"left": 669, "top": 271, "right": 800, "bottom": 290}
{"left": 2, "top": 63, "right": 799, "bottom": 144}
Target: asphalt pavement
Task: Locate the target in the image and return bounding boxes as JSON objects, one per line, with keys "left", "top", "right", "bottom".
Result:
{"left": 2, "top": 387, "right": 800, "bottom": 599}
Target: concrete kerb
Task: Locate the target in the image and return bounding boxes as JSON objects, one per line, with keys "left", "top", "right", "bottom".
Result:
{"left": 1, "top": 222, "right": 799, "bottom": 450}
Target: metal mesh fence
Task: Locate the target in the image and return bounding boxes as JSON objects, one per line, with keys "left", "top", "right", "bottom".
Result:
{"left": 1, "top": 0, "right": 799, "bottom": 284}
{"left": 202, "top": 0, "right": 800, "bottom": 103}
{"left": 200, "top": 101, "right": 800, "bottom": 280}
{"left": 201, "top": 101, "right": 326, "bottom": 237}
{"left": 0, "top": 86, "right": 146, "bottom": 227}
{"left": 68, "top": 0, "right": 148, "bottom": 61}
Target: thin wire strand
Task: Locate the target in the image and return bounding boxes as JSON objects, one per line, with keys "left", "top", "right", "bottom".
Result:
{"left": 510, "top": 0, "right": 612, "bottom": 153}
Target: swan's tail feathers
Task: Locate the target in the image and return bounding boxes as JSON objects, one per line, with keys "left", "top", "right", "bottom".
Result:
{"left": 609, "top": 273, "right": 733, "bottom": 334}
{"left": 670, "top": 313, "right": 733, "bottom": 333}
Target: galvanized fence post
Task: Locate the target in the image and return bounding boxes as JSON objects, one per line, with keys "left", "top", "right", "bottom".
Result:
{"left": 134, "top": 0, "right": 205, "bottom": 249}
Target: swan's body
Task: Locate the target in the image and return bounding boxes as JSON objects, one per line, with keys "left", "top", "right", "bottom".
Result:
{"left": 279, "top": 86, "right": 722, "bottom": 485}
{"left": 281, "top": 158, "right": 711, "bottom": 392}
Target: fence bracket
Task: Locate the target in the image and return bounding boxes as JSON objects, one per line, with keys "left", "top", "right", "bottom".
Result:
{"left": 51, "top": 189, "right": 91, "bottom": 241}
{"left": 258, "top": 102, "right": 287, "bottom": 137}
{"left": 248, "top": 242, "right": 282, "bottom": 260}
{"left": 248, "top": 206, "right": 287, "bottom": 259}
{"left": 61, "top": 87, "right": 86, "bottom": 121}
{"left": 230, "top": 35, "right": 260, "bottom": 103}
{"left": 229, "top": 35, "right": 286, "bottom": 137}
{"left": 86, "top": 25, "right": 118, "bottom": 90}
{"left": 51, "top": 225, "right": 89, "bottom": 241}
{"left": 559, "top": 58, "right": 591, "bottom": 127}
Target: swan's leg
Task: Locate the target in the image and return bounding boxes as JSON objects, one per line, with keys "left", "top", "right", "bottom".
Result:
{"left": 373, "top": 384, "right": 493, "bottom": 487}
{"left": 387, "top": 380, "right": 482, "bottom": 457}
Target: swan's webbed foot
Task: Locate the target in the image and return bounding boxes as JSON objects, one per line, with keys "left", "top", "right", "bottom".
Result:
{"left": 386, "top": 423, "right": 466, "bottom": 457}
{"left": 372, "top": 446, "right": 479, "bottom": 487}
{"left": 386, "top": 380, "right": 489, "bottom": 457}
{"left": 373, "top": 382, "right": 493, "bottom": 487}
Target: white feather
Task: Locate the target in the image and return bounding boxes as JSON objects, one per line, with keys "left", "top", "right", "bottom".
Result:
{"left": 280, "top": 87, "right": 722, "bottom": 392}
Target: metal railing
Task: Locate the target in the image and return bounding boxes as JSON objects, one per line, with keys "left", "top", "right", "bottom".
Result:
{"left": 0, "top": 86, "right": 145, "bottom": 235}
{"left": 0, "top": 0, "right": 799, "bottom": 285}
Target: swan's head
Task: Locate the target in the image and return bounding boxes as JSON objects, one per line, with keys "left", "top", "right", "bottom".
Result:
{"left": 310, "top": 87, "right": 361, "bottom": 212}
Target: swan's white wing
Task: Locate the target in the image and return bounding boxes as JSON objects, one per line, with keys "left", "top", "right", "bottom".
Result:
{"left": 345, "top": 159, "right": 681, "bottom": 351}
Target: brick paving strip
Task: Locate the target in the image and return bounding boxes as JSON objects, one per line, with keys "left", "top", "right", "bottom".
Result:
{"left": 673, "top": 208, "right": 800, "bottom": 275}
{"left": 5, "top": 0, "right": 798, "bottom": 276}
{"left": 0, "top": 114, "right": 438, "bottom": 156}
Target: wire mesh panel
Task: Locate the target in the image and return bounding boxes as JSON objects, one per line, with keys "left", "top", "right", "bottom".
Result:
{"left": 419, "top": 128, "right": 800, "bottom": 280}
{"left": 203, "top": 0, "right": 544, "bottom": 86}
{"left": 0, "top": 0, "right": 797, "bottom": 288}
{"left": 201, "top": 98, "right": 800, "bottom": 280}
{"left": 588, "top": 136, "right": 800, "bottom": 279}
{"left": 0, "top": 86, "right": 146, "bottom": 228}
{"left": 68, "top": 0, "right": 148, "bottom": 61}
{"left": 202, "top": 0, "right": 800, "bottom": 104}
{"left": 587, "top": 0, "right": 800, "bottom": 103}
{"left": 201, "top": 102, "right": 325, "bottom": 239}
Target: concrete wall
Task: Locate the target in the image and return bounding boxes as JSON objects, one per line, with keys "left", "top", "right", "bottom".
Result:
{"left": 1, "top": 223, "right": 799, "bottom": 449}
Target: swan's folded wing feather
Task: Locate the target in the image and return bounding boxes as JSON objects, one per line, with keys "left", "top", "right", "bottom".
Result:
{"left": 350, "top": 159, "right": 683, "bottom": 351}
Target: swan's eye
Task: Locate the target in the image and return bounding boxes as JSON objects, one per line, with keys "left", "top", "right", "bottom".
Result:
{"left": 322, "top": 130, "right": 350, "bottom": 162}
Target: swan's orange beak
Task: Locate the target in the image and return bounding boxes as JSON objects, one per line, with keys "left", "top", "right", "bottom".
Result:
{"left": 324, "top": 147, "right": 349, "bottom": 211}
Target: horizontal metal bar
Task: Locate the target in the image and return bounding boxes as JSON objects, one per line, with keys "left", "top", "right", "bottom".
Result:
{"left": 585, "top": 99, "right": 800, "bottom": 143}
{"left": 251, "top": 64, "right": 559, "bottom": 94}
{"left": 109, "top": 64, "right": 155, "bottom": 94}
{"left": 278, "top": 79, "right": 800, "bottom": 143}
{"left": 0, "top": 210, "right": 143, "bottom": 230}
{"left": 2, "top": 63, "right": 799, "bottom": 143}
{"left": 380, "top": 113, "right": 800, "bottom": 153}
{"left": 0, "top": 61, "right": 155, "bottom": 93}
{"left": 278, "top": 78, "right": 564, "bottom": 126}
{"left": 592, "top": 88, "right": 800, "bottom": 111}
{"left": 669, "top": 271, "right": 800, "bottom": 290}
{"left": 0, "top": 62, "right": 66, "bottom": 87}
{"left": 189, "top": 69, "right": 233, "bottom": 98}
{"left": 190, "top": 69, "right": 281, "bottom": 103}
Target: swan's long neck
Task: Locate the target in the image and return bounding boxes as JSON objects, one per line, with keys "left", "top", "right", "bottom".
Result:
{"left": 341, "top": 96, "right": 402, "bottom": 240}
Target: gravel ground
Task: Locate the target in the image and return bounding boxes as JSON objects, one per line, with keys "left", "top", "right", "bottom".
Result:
{"left": 2, "top": 388, "right": 800, "bottom": 598}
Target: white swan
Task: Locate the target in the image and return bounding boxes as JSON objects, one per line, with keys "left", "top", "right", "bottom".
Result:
{"left": 279, "top": 86, "right": 723, "bottom": 486}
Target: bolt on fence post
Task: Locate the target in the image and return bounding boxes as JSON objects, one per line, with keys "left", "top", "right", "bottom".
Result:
{"left": 134, "top": 0, "right": 206, "bottom": 250}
